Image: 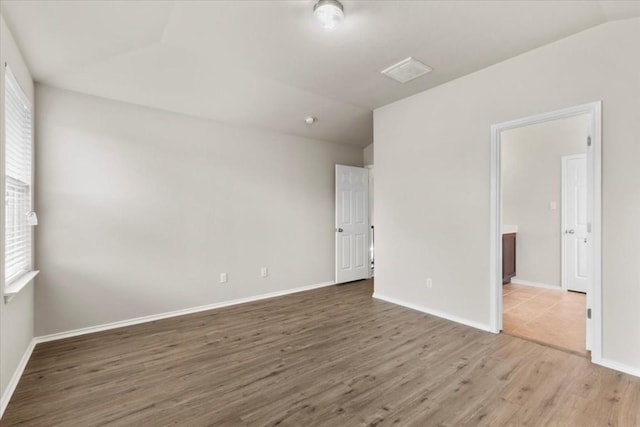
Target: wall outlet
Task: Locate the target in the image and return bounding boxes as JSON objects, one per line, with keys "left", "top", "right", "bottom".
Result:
{"left": 426, "top": 278, "right": 433, "bottom": 289}
{"left": 261, "top": 267, "right": 268, "bottom": 278}
{"left": 220, "top": 273, "right": 228, "bottom": 284}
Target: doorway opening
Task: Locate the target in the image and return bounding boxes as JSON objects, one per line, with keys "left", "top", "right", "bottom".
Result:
{"left": 489, "top": 102, "right": 602, "bottom": 361}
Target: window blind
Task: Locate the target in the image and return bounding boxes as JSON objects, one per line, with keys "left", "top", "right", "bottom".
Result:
{"left": 4, "top": 66, "right": 33, "bottom": 285}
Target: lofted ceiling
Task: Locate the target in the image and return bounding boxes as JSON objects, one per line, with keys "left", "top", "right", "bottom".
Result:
{"left": 1, "top": 1, "right": 639, "bottom": 147}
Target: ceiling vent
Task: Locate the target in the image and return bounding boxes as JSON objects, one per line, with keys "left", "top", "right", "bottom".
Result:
{"left": 381, "top": 57, "right": 432, "bottom": 84}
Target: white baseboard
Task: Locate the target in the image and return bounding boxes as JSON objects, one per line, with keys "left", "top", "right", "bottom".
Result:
{"left": 510, "top": 278, "right": 561, "bottom": 290}
{"left": 595, "top": 358, "right": 640, "bottom": 378}
{"left": 372, "top": 292, "right": 494, "bottom": 333}
{"left": 0, "top": 338, "right": 36, "bottom": 419}
{"left": 36, "top": 280, "right": 336, "bottom": 344}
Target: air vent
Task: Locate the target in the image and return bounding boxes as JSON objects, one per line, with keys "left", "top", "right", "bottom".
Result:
{"left": 381, "top": 57, "right": 432, "bottom": 83}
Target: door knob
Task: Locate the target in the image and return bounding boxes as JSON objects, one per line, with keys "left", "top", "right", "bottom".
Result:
{"left": 337, "top": 228, "right": 343, "bottom": 232}
{"left": 565, "top": 229, "right": 575, "bottom": 234}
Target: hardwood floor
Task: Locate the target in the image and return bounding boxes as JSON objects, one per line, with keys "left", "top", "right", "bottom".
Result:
{"left": 3, "top": 279, "right": 639, "bottom": 426}
{"left": 503, "top": 283, "right": 586, "bottom": 355}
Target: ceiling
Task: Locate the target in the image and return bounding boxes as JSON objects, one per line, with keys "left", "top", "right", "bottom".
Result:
{"left": 1, "top": 1, "right": 639, "bottom": 148}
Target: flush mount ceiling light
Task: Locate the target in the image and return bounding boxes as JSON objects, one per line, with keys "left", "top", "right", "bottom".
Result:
{"left": 304, "top": 116, "right": 316, "bottom": 125}
{"left": 313, "top": 0, "right": 345, "bottom": 30}
{"left": 381, "top": 57, "right": 433, "bottom": 84}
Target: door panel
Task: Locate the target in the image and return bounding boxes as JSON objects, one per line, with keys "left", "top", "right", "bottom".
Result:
{"left": 336, "top": 165, "right": 370, "bottom": 283}
{"left": 576, "top": 239, "right": 588, "bottom": 278}
{"left": 341, "top": 235, "right": 351, "bottom": 269}
{"left": 355, "top": 191, "right": 366, "bottom": 224}
{"left": 355, "top": 234, "right": 366, "bottom": 268}
{"left": 341, "top": 191, "right": 351, "bottom": 224}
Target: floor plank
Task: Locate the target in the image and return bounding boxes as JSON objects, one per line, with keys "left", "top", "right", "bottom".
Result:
{"left": 2, "top": 279, "right": 638, "bottom": 426}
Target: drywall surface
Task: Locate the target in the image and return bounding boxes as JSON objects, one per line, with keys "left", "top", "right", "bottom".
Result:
{"left": 0, "top": 14, "right": 35, "bottom": 401}
{"left": 363, "top": 143, "right": 374, "bottom": 166}
{"left": 34, "top": 85, "right": 362, "bottom": 335}
{"left": 374, "top": 18, "right": 640, "bottom": 370}
{"left": 502, "top": 115, "right": 588, "bottom": 287}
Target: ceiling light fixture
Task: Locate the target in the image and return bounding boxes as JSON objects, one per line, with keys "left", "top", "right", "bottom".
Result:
{"left": 305, "top": 116, "right": 316, "bottom": 125}
{"left": 313, "top": 0, "right": 345, "bottom": 30}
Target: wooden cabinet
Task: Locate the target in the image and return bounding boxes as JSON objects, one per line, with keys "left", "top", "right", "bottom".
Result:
{"left": 502, "top": 233, "right": 516, "bottom": 284}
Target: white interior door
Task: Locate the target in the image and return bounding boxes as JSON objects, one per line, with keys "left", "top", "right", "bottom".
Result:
{"left": 562, "top": 154, "right": 588, "bottom": 293}
{"left": 335, "top": 165, "right": 369, "bottom": 283}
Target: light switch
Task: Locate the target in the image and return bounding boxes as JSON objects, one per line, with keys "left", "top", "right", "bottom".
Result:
{"left": 220, "top": 273, "right": 228, "bottom": 283}
{"left": 550, "top": 201, "right": 557, "bottom": 211}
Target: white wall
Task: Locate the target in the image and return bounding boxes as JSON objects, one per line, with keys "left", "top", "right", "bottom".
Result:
{"left": 34, "top": 85, "right": 362, "bottom": 336}
{"left": 502, "top": 115, "right": 587, "bottom": 287}
{"left": 363, "top": 143, "right": 374, "bottom": 166}
{"left": 374, "top": 19, "right": 640, "bottom": 371}
{"left": 0, "top": 14, "right": 35, "bottom": 403}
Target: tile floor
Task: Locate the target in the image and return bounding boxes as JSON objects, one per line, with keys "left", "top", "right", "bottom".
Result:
{"left": 502, "top": 283, "right": 587, "bottom": 355}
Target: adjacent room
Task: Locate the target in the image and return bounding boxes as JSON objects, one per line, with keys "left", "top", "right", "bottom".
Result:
{"left": 1, "top": 1, "right": 639, "bottom": 425}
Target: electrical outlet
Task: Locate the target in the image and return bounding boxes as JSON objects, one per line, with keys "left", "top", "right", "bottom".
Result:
{"left": 220, "top": 273, "right": 228, "bottom": 283}
{"left": 261, "top": 267, "right": 268, "bottom": 278}
{"left": 426, "top": 278, "right": 433, "bottom": 289}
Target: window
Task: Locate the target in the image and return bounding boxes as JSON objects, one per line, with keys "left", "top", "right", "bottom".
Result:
{"left": 4, "top": 66, "right": 33, "bottom": 286}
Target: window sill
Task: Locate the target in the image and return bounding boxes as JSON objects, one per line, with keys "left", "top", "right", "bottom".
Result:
{"left": 4, "top": 270, "right": 39, "bottom": 303}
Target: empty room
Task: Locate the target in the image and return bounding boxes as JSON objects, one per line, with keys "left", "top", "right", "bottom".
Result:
{"left": 1, "top": 1, "right": 639, "bottom": 426}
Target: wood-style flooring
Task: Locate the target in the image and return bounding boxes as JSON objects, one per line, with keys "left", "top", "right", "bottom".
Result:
{"left": 503, "top": 283, "right": 586, "bottom": 355}
{"left": 3, "top": 279, "right": 639, "bottom": 426}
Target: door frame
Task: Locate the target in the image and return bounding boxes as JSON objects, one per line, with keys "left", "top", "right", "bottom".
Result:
{"left": 561, "top": 153, "right": 587, "bottom": 292}
{"left": 489, "top": 101, "right": 602, "bottom": 362}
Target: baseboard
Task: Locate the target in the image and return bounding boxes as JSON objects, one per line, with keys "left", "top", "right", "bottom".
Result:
{"left": 372, "top": 293, "right": 494, "bottom": 333}
{"left": 36, "top": 280, "right": 336, "bottom": 344}
{"left": 510, "top": 278, "right": 561, "bottom": 290}
{"left": 0, "top": 338, "right": 36, "bottom": 419}
{"left": 595, "top": 358, "right": 640, "bottom": 378}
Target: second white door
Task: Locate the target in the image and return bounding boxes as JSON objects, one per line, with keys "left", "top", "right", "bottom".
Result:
{"left": 562, "top": 154, "right": 588, "bottom": 293}
{"left": 335, "top": 165, "right": 369, "bottom": 283}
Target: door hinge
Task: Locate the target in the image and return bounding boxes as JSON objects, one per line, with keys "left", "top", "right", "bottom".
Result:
{"left": 587, "top": 308, "right": 592, "bottom": 319}
{"left": 587, "top": 136, "right": 592, "bottom": 147}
